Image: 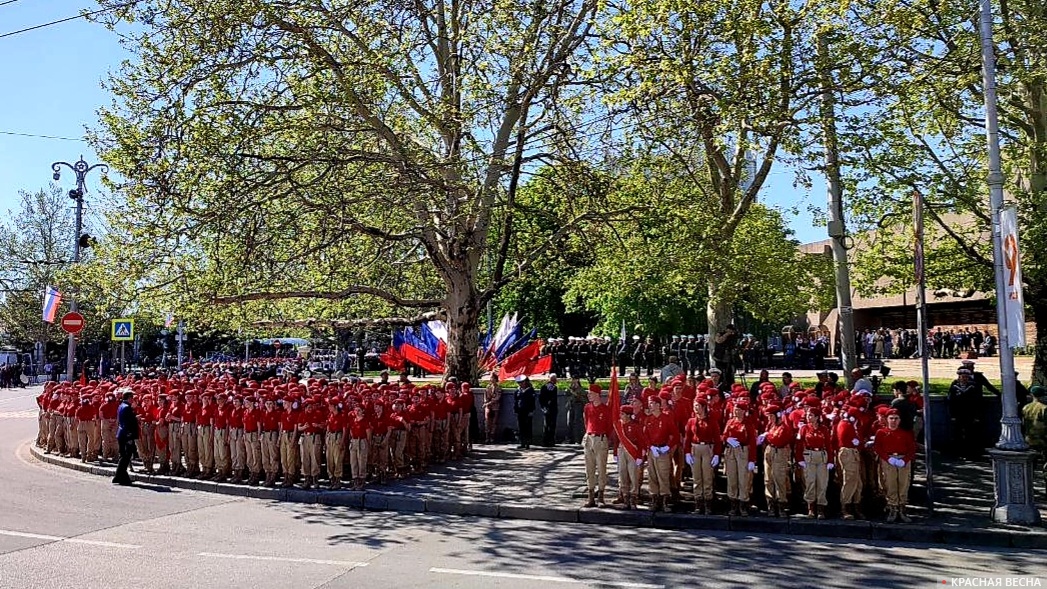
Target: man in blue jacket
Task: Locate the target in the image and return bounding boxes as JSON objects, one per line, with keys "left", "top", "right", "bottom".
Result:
{"left": 113, "top": 388, "right": 139, "bottom": 486}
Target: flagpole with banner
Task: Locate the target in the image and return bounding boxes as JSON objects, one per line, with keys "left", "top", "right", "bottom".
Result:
{"left": 913, "top": 191, "right": 934, "bottom": 512}
{"left": 978, "top": 0, "right": 1040, "bottom": 524}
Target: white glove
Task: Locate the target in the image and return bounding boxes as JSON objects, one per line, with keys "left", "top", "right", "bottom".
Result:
{"left": 747, "top": 461, "right": 756, "bottom": 472}
{"left": 635, "top": 458, "right": 644, "bottom": 467}
{"left": 798, "top": 461, "right": 806, "bottom": 469}
{"left": 827, "top": 463, "right": 835, "bottom": 471}
{"left": 711, "top": 455, "right": 720, "bottom": 468}
{"left": 852, "top": 438, "right": 860, "bottom": 447}
{"left": 757, "top": 433, "right": 767, "bottom": 446}
{"left": 897, "top": 459, "right": 906, "bottom": 468}
{"left": 865, "top": 440, "right": 875, "bottom": 448}
{"left": 613, "top": 453, "right": 619, "bottom": 463}
{"left": 659, "top": 445, "right": 670, "bottom": 454}
{"left": 650, "top": 446, "right": 660, "bottom": 457}
{"left": 726, "top": 437, "right": 740, "bottom": 448}
{"left": 685, "top": 453, "right": 694, "bottom": 466}
{"left": 887, "top": 457, "right": 899, "bottom": 467}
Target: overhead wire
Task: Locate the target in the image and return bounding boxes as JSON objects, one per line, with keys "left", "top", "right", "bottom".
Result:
{"left": 0, "top": 4, "right": 122, "bottom": 40}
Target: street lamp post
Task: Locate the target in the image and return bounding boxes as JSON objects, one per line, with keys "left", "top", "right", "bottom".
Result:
{"left": 51, "top": 156, "right": 108, "bottom": 383}
{"left": 977, "top": 0, "right": 1041, "bottom": 525}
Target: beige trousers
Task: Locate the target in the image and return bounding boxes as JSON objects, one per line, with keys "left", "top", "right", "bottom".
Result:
{"left": 349, "top": 438, "right": 369, "bottom": 478}
{"left": 764, "top": 445, "right": 791, "bottom": 503}
{"left": 690, "top": 443, "right": 716, "bottom": 501}
{"left": 724, "top": 445, "right": 750, "bottom": 502}
{"left": 838, "top": 447, "right": 864, "bottom": 505}
{"left": 583, "top": 433, "right": 609, "bottom": 493}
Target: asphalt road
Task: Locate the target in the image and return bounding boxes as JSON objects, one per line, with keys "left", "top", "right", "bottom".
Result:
{"left": 2, "top": 384, "right": 1045, "bottom": 589}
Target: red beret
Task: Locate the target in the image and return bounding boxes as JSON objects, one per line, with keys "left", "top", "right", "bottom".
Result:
{"left": 658, "top": 391, "right": 672, "bottom": 401}
{"left": 763, "top": 404, "right": 781, "bottom": 414}
{"left": 589, "top": 384, "right": 602, "bottom": 394}
{"left": 620, "top": 406, "right": 634, "bottom": 415}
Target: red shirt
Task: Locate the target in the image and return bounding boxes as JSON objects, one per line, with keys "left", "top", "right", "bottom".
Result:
{"left": 183, "top": 403, "right": 199, "bottom": 425}
{"left": 644, "top": 412, "right": 678, "bottom": 448}
{"left": 584, "top": 403, "right": 612, "bottom": 435}
{"left": 299, "top": 409, "right": 324, "bottom": 435}
{"left": 763, "top": 420, "right": 794, "bottom": 449}
{"left": 348, "top": 415, "right": 370, "bottom": 439}
{"left": 99, "top": 401, "right": 119, "bottom": 420}
{"left": 795, "top": 422, "right": 834, "bottom": 462}
{"left": 326, "top": 411, "right": 348, "bottom": 434}
{"left": 614, "top": 419, "right": 648, "bottom": 458}
{"left": 684, "top": 416, "right": 722, "bottom": 455}
{"left": 198, "top": 404, "right": 216, "bottom": 427}
{"left": 75, "top": 404, "right": 96, "bottom": 422}
{"left": 387, "top": 412, "right": 409, "bottom": 431}
{"left": 213, "top": 404, "right": 230, "bottom": 429}
{"left": 721, "top": 418, "right": 757, "bottom": 462}
{"left": 242, "top": 407, "right": 260, "bottom": 433}
{"left": 228, "top": 406, "right": 244, "bottom": 429}
{"left": 874, "top": 427, "right": 916, "bottom": 463}
{"left": 432, "top": 399, "right": 450, "bottom": 420}
{"left": 459, "top": 391, "right": 474, "bottom": 413}
{"left": 672, "top": 402, "right": 692, "bottom": 433}
{"left": 261, "top": 409, "right": 280, "bottom": 432}
{"left": 166, "top": 403, "right": 183, "bottom": 424}
{"left": 279, "top": 410, "right": 299, "bottom": 433}
{"left": 835, "top": 419, "right": 862, "bottom": 450}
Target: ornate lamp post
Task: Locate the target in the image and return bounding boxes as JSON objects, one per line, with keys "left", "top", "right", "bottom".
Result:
{"left": 51, "top": 156, "right": 108, "bottom": 382}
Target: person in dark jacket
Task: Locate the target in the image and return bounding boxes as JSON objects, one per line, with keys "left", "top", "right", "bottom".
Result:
{"left": 514, "top": 376, "right": 536, "bottom": 449}
{"left": 113, "top": 388, "right": 140, "bottom": 486}
{"left": 538, "top": 376, "right": 560, "bottom": 447}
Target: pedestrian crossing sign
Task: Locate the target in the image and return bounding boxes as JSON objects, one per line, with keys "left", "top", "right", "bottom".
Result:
{"left": 111, "top": 319, "right": 135, "bottom": 341}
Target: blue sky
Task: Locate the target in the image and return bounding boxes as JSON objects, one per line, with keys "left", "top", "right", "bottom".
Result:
{"left": 0, "top": 1, "right": 827, "bottom": 244}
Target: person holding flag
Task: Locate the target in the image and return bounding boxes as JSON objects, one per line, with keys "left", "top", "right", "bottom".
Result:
{"left": 613, "top": 405, "right": 647, "bottom": 510}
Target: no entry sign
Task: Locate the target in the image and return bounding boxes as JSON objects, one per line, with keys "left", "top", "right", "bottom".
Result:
{"left": 61, "top": 312, "right": 85, "bottom": 335}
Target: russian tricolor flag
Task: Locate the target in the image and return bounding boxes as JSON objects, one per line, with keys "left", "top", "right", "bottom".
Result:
{"left": 42, "top": 286, "right": 62, "bottom": 323}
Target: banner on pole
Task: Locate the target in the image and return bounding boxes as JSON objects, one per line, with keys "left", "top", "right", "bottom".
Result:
{"left": 1000, "top": 205, "right": 1026, "bottom": 348}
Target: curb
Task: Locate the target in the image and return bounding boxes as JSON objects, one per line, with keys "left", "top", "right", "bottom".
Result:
{"left": 29, "top": 446, "right": 1047, "bottom": 549}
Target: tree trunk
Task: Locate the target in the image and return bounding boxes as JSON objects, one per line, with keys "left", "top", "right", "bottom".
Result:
{"left": 1028, "top": 278, "right": 1047, "bottom": 385}
{"left": 706, "top": 279, "right": 733, "bottom": 360}
{"left": 443, "top": 272, "right": 482, "bottom": 384}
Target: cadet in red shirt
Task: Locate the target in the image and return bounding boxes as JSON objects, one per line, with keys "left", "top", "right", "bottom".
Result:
{"left": 297, "top": 397, "right": 325, "bottom": 489}
{"left": 197, "top": 393, "right": 216, "bottom": 479}
{"left": 74, "top": 396, "right": 98, "bottom": 463}
{"left": 613, "top": 405, "right": 647, "bottom": 510}
{"left": 721, "top": 401, "right": 757, "bottom": 516}
{"left": 182, "top": 392, "right": 201, "bottom": 477}
{"left": 758, "top": 404, "right": 793, "bottom": 517}
{"left": 684, "top": 397, "right": 722, "bottom": 514}
{"left": 228, "top": 396, "right": 246, "bottom": 483}
{"left": 836, "top": 406, "right": 865, "bottom": 520}
{"left": 875, "top": 409, "right": 917, "bottom": 523}
{"left": 796, "top": 406, "right": 835, "bottom": 519}
{"left": 582, "top": 384, "right": 611, "bottom": 508}
{"left": 241, "top": 397, "right": 262, "bottom": 485}
{"left": 212, "top": 395, "right": 231, "bottom": 482}
{"left": 325, "top": 400, "right": 348, "bottom": 489}
{"left": 644, "top": 392, "right": 678, "bottom": 512}
{"left": 260, "top": 397, "right": 281, "bottom": 487}
{"left": 278, "top": 398, "right": 300, "bottom": 488}
{"left": 347, "top": 405, "right": 372, "bottom": 490}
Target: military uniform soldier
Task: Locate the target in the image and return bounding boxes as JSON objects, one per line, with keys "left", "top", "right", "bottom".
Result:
{"left": 1022, "top": 386, "right": 1047, "bottom": 495}
{"left": 683, "top": 335, "right": 698, "bottom": 377}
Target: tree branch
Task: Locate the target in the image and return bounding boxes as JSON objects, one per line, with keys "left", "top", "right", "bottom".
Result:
{"left": 212, "top": 285, "right": 442, "bottom": 308}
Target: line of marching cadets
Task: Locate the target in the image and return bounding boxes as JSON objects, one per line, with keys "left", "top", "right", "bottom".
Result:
{"left": 35, "top": 374, "right": 475, "bottom": 490}
{"left": 582, "top": 371, "right": 920, "bottom": 523}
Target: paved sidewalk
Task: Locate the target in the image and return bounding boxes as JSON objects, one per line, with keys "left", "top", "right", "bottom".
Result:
{"left": 30, "top": 442, "right": 1047, "bottom": 549}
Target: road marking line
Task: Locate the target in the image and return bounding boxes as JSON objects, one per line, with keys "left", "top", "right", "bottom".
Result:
{"left": 0, "top": 410, "right": 38, "bottom": 419}
{"left": 198, "top": 552, "right": 369, "bottom": 568}
{"left": 429, "top": 567, "right": 665, "bottom": 588}
{"left": 0, "top": 394, "right": 40, "bottom": 404}
{"left": 0, "top": 529, "right": 140, "bottom": 549}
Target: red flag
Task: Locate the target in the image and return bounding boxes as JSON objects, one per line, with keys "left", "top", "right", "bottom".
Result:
{"left": 499, "top": 340, "right": 542, "bottom": 377}
{"left": 400, "top": 343, "right": 445, "bottom": 374}
{"left": 379, "top": 346, "right": 406, "bottom": 372}
{"left": 79, "top": 372, "right": 86, "bottom": 387}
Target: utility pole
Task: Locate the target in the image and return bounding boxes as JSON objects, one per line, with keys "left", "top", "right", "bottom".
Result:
{"left": 51, "top": 156, "right": 107, "bottom": 382}
{"left": 913, "top": 190, "right": 934, "bottom": 511}
{"left": 977, "top": 0, "right": 1040, "bottom": 525}
{"left": 816, "top": 33, "right": 857, "bottom": 377}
